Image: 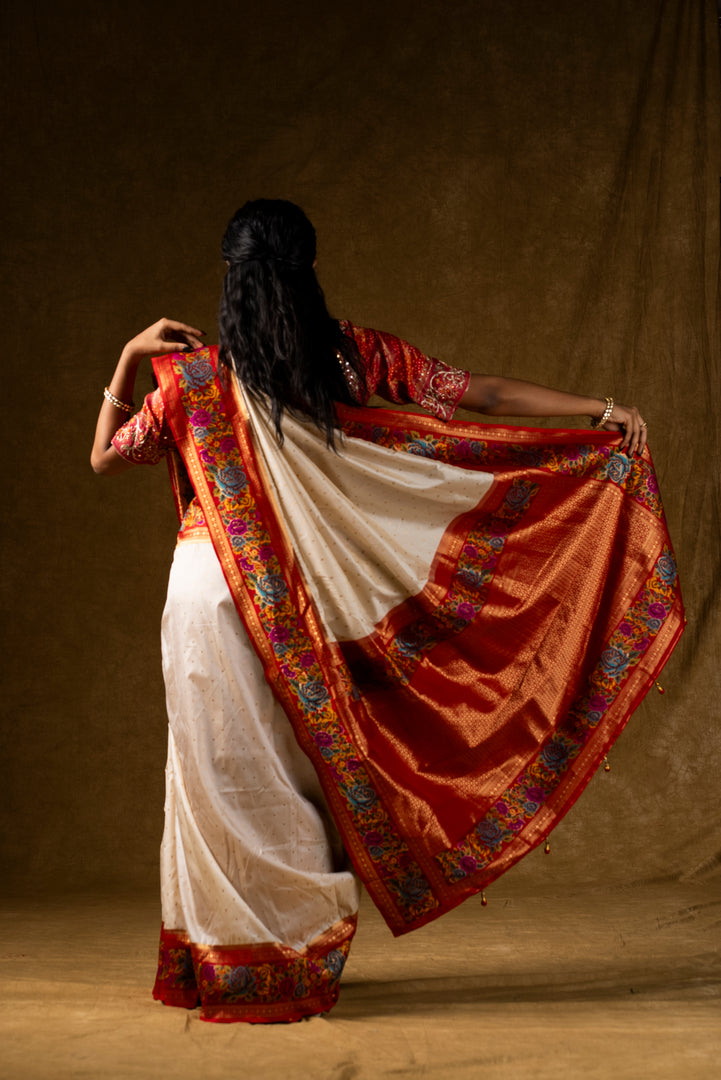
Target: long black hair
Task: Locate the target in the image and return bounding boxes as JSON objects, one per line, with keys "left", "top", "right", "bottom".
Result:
{"left": 219, "top": 199, "right": 363, "bottom": 447}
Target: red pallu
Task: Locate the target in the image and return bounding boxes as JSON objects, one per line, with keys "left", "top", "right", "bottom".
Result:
{"left": 154, "top": 346, "right": 684, "bottom": 937}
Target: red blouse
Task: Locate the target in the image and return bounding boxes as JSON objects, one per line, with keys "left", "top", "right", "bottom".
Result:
{"left": 112, "top": 324, "right": 470, "bottom": 468}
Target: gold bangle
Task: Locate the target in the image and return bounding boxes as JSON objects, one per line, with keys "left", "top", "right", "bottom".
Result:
{"left": 592, "top": 396, "right": 614, "bottom": 429}
{"left": 103, "top": 386, "right": 134, "bottom": 413}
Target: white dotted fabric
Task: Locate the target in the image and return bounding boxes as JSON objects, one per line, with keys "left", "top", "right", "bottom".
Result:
{"left": 243, "top": 387, "right": 495, "bottom": 642}
{"left": 159, "top": 542, "right": 360, "bottom": 949}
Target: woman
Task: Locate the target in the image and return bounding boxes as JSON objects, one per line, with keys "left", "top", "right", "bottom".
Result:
{"left": 91, "top": 199, "right": 681, "bottom": 1023}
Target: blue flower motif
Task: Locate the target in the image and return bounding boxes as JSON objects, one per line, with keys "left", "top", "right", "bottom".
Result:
{"left": 396, "top": 623, "right": 431, "bottom": 655}
{"left": 367, "top": 845, "right": 385, "bottom": 860}
{"left": 540, "top": 740, "right": 571, "bottom": 770}
{"left": 216, "top": 465, "right": 247, "bottom": 495}
{"left": 656, "top": 553, "right": 677, "bottom": 584}
{"left": 181, "top": 358, "right": 214, "bottom": 387}
{"left": 396, "top": 876, "right": 430, "bottom": 902}
{"left": 457, "top": 568, "right": 485, "bottom": 590}
{"left": 646, "top": 618, "right": 662, "bottom": 633}
{"left": 504, "top": 484, "right": 534, "bottom": 510}
{"left": 476, "top": 820, "right": 504, "bottom": 847}
{"left": 227, "top": 965, "right": 255, "bottom": 996}
{"left": 345, "top": 783, "right": 378, "bottom": 811}
{"left": 607, "top": 454, "right": 631, "bottom": 484}
{"left": 489, "top": 535, "right": 505, "bottom": 551}
{"left": 297, "top": 680, "right": 330, "bottom": 711}
{"left": 325, "top": 950, "right": 347, "bottom": 978}
{"left": 600, "top": 646, "right": 630, "bottom": 677}
{"left": 407, "top": 439, "right": 437, "bottom": 458}
{"left": 256, "top": 574, "right": 287, "bottom": 603}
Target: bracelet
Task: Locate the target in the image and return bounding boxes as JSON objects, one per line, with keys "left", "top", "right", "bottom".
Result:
{"left": 592, "top": 396, "right": 614, "bottom": 429}
{"left": 103, "top": 386, "right": 134, "bottom": 414}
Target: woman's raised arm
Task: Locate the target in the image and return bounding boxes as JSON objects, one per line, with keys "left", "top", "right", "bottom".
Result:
{"left": 90, "top": 318, "right": 204, "bottom": 475}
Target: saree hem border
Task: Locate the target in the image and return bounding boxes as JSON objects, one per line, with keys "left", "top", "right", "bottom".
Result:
{"left": 151, "top": 916, "right": 356, "bottom": 1023}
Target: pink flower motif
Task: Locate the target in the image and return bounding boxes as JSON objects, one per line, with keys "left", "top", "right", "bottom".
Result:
{"left": 456, "top": 602, "right": 476, "bottom": 621}
{"left": 219, "top": 436, "right": 236, "bottom": 453}
{"left": 191, "top": 408, "right": 211, "bottom": 427}
{"left": 269, "top": 626, "right": 290, "bottom": 644}
{"left": 525, "top": 785, "right": 545, "bottom": 803}
{"left": 300, "top": 652, "right": 315, "bottom": 669}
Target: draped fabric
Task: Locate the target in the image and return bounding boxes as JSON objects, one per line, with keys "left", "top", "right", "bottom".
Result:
{"left": 154, "top": 543, "right": 360, "bottom": 1022}
{"left": 154, "top": 345, "right": 684, "bottom": 938}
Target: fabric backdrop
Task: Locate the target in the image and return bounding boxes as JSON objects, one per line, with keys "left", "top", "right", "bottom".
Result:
{"left": 1, "top": 0, "right": 719, "bottom": 897}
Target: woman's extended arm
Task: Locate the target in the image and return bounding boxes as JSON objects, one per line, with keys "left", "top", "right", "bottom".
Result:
{"left": 460, "top": 374, "right": 648, "bottom": 456}
{"left": 90, "top": 318, "right": 204, "bottom": 475}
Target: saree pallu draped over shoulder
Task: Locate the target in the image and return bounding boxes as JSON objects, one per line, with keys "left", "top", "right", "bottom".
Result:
{"left": 154, "top": 345, "right": 684, "bottom": 937}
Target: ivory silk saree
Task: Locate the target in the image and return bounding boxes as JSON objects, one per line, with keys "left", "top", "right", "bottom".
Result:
{"left": 115, "top": 336, "right": 683, "bottom": 1022}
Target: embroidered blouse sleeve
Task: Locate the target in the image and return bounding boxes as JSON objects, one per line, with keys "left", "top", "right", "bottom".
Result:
{"left": 111, "top": 388, "right": 175, "bottom": 465}
{"left": 339, "top": 322, "right": 470, "bottom": 422}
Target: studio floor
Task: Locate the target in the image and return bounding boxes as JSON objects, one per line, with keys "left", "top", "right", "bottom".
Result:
{"left": 0, "top": 881, "right": 719, "bottom": 1079}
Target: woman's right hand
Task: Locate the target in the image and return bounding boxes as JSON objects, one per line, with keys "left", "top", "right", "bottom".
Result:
{"left": 600, "top": 402, "right": 648, "bottom": 457}
{"left": 121, "top": 318, "right": 206, "bottom": 362}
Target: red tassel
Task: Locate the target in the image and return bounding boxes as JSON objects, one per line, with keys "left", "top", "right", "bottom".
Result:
{"left": 603, "top": 756, "right": 611, "bottom": 772}
{"left": 655, "top": 680, "right": 665, "bottom": 694}
{"left": 481, "top": 892, "right": 488, "bottom": 907}
{"left": 544, "top": 838, "right": 551, "bottom": 854}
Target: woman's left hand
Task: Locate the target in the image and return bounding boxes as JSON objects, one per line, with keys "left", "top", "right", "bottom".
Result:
{"left": 601, "top": 403, "right": 648, "bottom": 456}
{"left": 121, "top": 318, "right": 206, "bottom": 361}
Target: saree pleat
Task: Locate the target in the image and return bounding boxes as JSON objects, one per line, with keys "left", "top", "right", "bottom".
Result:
{"left": 153, "top": 542, "right": 360, "bottom": 1021}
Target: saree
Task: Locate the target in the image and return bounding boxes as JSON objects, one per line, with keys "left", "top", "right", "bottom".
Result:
{"left": 158, "top": 347, "right": 682, "bottom": 875}
{"left": 119, "top": 339, "right": 683, "bottom": 1021}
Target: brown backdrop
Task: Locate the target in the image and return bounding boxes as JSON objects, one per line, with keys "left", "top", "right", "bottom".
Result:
{"left": 2, "top": 0, "right": 719, "bottom": 897}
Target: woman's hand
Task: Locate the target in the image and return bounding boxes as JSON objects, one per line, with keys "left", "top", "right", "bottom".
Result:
{"left": 91, "top": 318, "right": 205, "bottom": 475}
{"left": 598, "top": 403, "right": 648, "bottom": 457}
{"left": 121, "top": 318, "right": 206, "bottom": 363}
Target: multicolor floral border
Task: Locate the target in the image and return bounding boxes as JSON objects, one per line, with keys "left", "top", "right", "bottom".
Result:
{"left": 152, "top": 926, "right": 200, "bottom": 1009}
{"left": 152, "top": 919, "right": 356, "bottom": 1023}
{"left": 340, "top": 415, "right": 664, "bottom": 519}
